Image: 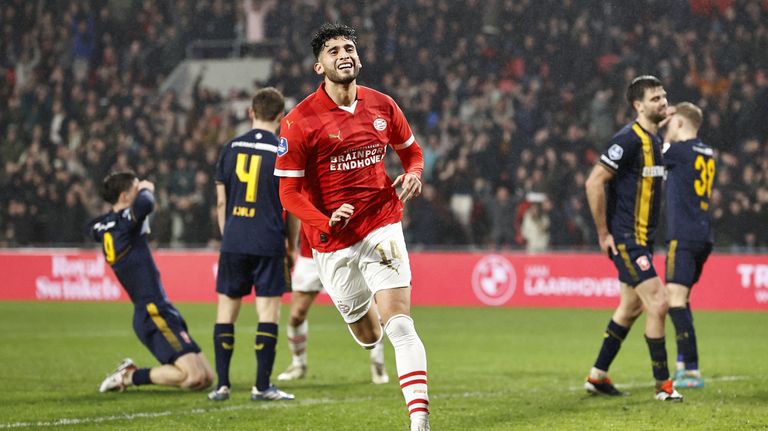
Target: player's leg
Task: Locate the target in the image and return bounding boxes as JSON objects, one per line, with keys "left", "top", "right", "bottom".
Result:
{"left": 634, "top": 276, "right": 682, "bottom": 401}
{"left": 360, "top": 223, "right": 428, "bottom": 430}
{"left": 278, "top": 291, "right": 317, "bottom": 380}
{"left": 251, "top": 256, "right": 293, "bottom": 401}
{"left": 279, "top": 255, "right": 322, "bottom": 380}
{"left": 369, "top": 301, "right": 390, "bottom": 384}
{"left": 375, "top": 288, "right": 430, "bottom": 431}
{"left": 209, "top": 294, "right": 242, "bottom": 400}
{"left": 209, "top": 251, "right": 250, "bottom": 400}
{"left": 585, "top": 282, "right": 643, "bottom": 396}
{"left": 666, "top": 241, "right": 708, "bottom": 388}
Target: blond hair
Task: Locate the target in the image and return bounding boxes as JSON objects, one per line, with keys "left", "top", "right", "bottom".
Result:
{"left": 674, "top": 102, "right": 703, "bottom": 130}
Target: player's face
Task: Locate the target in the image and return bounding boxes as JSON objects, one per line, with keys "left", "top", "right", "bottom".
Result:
{"left": 664, "top": 114, "right": 681, "bottom": 142}
{"left": 638, "top": 86, "right": 668, "bottom": 124}
{"left": 315, "top": 36, "right": 362, "bottom": 85}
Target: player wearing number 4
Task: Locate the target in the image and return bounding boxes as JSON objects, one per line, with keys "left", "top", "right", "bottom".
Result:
{"left": 208, "top": 87, "right": 299, "bottom": 402}
{"left": 662, "top": 102, "right": 714, "bottom": 389}
{"left": 275, "top": 24, "right": 430, "bottom": 431}
{"left": 91, "top": 173, "right": 214, "bottom": 393}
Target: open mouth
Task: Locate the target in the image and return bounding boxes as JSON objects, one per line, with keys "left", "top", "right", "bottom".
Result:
{"left": 338, "top": 62, "right": 353, "bottom": 71}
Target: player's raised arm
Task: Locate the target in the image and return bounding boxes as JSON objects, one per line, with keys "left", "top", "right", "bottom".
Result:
{"left": 132, "top": 180, "right": 156, "bottom": 222}
{"left": 585, "top": 163, "right": 617, "bottom": 256}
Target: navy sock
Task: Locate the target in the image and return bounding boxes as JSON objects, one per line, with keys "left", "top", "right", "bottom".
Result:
{"left": 645, "top": 335, "right": 670, "bottom": 381}
{"left": 255, "top": 322, "right": 278, "bottom": 391}
{"left": 132, "top": 368, "right": 152, "bottom": 386}
{"left": 594, "top": 320, "right": 630, "bottom": 372}
{"left": 214, "top": 323, "right": 235, "bottom": 389}
{"left": 669, "top": 306, "right": 699, "bottom": 370}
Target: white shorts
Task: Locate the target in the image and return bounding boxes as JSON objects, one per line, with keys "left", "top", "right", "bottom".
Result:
{"left": 313, "top": 222, "right": 412, "bottom": 323}
{"left": 291, "top": 255, "right": 323, "bottom": 293}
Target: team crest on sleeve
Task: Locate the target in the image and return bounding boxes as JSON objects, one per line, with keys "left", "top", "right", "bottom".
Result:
{"left": 373, "top": 117, "right": 387, "bottom": 131}
{"left": 277, "top": 137, "right": 288, "bottom": 156}
{"left": 608, "top": 144, "right": 624, "bottom": 160}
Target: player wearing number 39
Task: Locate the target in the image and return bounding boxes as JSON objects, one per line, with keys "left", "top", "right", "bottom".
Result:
{"left": 275, "top": 23, "right": 430, "bottom": 431}
{"left": 662, "top": 102, "right": 714, "bottom": 390}
{"left": 91, "top": 173, "right": 214, "bottom": 393}
{"left": 208, "top": 87, "right": 299, "bottom": 402}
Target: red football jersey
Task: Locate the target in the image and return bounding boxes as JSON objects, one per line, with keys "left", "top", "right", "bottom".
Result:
{"left": 275, "top": 83, "right": 417, "bottom": 252}
{"left": 299, "top": 227, "right": 312, "bottom": 258}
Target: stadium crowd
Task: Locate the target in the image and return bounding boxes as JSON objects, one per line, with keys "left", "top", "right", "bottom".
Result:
{"left": 1, "top": 0, "right": 766, "bottom": 251}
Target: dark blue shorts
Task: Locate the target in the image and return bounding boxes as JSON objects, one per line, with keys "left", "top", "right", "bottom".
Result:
{"left": 133, "top": 301, "right": 201, "bottom": 365}
{"left": 610, "top": 242, "right": 657, "bottom": 287}
{"left": 665, "top": 240, "right": 712, "bottom": 288}
{"left": 216, "top": 252, "right": 289, "bottom": 298}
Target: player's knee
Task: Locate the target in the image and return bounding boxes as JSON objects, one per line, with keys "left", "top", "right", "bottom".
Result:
{"left": 348, "top": 324, "right": 382, "bottom": 349}
{"left": 181, "top": 369, "right": 208, "bottom": 391}
{"left": 291, "top": 309, "right": 309, "bottom": 325}
{"left": 384, "top": 314, "right": 417, "bottom": 345}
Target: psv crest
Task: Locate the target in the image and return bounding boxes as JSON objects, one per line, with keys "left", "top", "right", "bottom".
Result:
{"left": 373, "top": 117, "right": 387, "bottom": 131}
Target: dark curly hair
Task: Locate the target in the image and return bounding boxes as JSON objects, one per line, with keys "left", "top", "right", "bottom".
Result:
{"left": 311, "top": 23, "right": 357, "bottom": 59}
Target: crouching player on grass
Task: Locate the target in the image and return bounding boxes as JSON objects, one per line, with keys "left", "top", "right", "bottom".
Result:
{"left": 91, "top": 172, "right": 214, "bottom": 393}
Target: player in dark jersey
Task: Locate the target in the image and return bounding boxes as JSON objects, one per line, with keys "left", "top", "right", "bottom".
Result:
{"left": 583, "top": 76, "right": 682, "bottom": 401}
{"left": 662, "top": 102, "right": 713, "bottom": 389}
{"left": 92, "top": 172, "right": 214, "bottom": 393}
{"left": 207, "top": 87, "right": 298, "bottom": 402}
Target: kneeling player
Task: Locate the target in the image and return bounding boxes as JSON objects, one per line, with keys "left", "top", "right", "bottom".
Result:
{"left": 278, "top": 229, "right": 389, "bottom": 384}
{"left": 92, "top": 173, "right": 214, "bottom": 392}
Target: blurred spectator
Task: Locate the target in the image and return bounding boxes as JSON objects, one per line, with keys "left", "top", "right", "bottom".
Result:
{"left": 0, "top": 0, "right": 766, "bottom": 252}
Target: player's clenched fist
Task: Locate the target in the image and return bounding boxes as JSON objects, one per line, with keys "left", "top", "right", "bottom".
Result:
{"left": 138, "top": 180, "right": 155, "bottom": 192}
{"left": 392, "top": 173, "right": 421, "bottom": 203}
{"left": 329, "top": 203, "right": 354, "bottom": 228}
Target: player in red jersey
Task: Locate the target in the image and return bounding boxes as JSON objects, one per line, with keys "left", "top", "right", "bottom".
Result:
{"left": 274, "top": 23, "right": 429, "bottom": 431}
{"left": 277, "top": 228, "right": 390, "bottom": 384}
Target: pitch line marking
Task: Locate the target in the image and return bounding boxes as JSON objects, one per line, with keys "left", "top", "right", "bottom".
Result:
{"left": 0, "top": 377, "right": 747, "bottom": 429}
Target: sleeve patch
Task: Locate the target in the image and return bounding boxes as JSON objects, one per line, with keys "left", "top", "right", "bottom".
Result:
{"left": 608, "top": 144, "right": 624, "bottom": 160}
{"left": 277, "top": 137, "right": 288, "bottom": 156}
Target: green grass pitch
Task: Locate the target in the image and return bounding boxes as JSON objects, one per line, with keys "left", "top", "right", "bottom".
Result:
{"left": 0, "top": 302, "right": 766, "bottom": 430}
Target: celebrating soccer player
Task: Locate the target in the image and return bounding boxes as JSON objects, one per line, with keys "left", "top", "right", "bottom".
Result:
{"left": 277, "top": 228, "right": 390, "bottom": 384}
{"left": 583, "top": 76, "right": 683, "bottom": 401}
{"left": 274, "top": 24, "right": 430, "bottom": 430}
{"left": 662, "top": 102, "right": 714, "bottom": 389}
{"left": 207, "top": 87, "right": 299, "bottom": 402}
{"left": 92, "top": 173, "right": 214, "bottom": 393}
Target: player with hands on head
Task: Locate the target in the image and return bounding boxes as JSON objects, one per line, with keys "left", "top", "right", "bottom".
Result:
{"left": 92, "top": 172, "right": 214, "bottom": 394}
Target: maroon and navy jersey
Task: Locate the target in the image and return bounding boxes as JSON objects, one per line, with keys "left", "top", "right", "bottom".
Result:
{"left": 598, "top": 121, "right": 665, "bottom": 246}
{"left": 663, "top": 138, "right": 715, "bottom": 243}
{"left": 215, "top": 129, "right": 286, "bottom": 256}
{"left": 90, "top": 190, "right": 169, "bottom": 305}
{"left": 275, "top": 83, "right": 416, "bottom": 252}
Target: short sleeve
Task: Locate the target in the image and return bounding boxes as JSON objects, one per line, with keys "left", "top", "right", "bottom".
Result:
{"left": 599, "top": 134, "right": 637, "bottom": 174}
{"left": 214, "top": 144, "right": 228, "bottom": 183}
{"left": 274, "top": 115, "right": 308, "bottom": 178}
{"left": 387, "top": 97, "right": 415, "bottom": 150}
